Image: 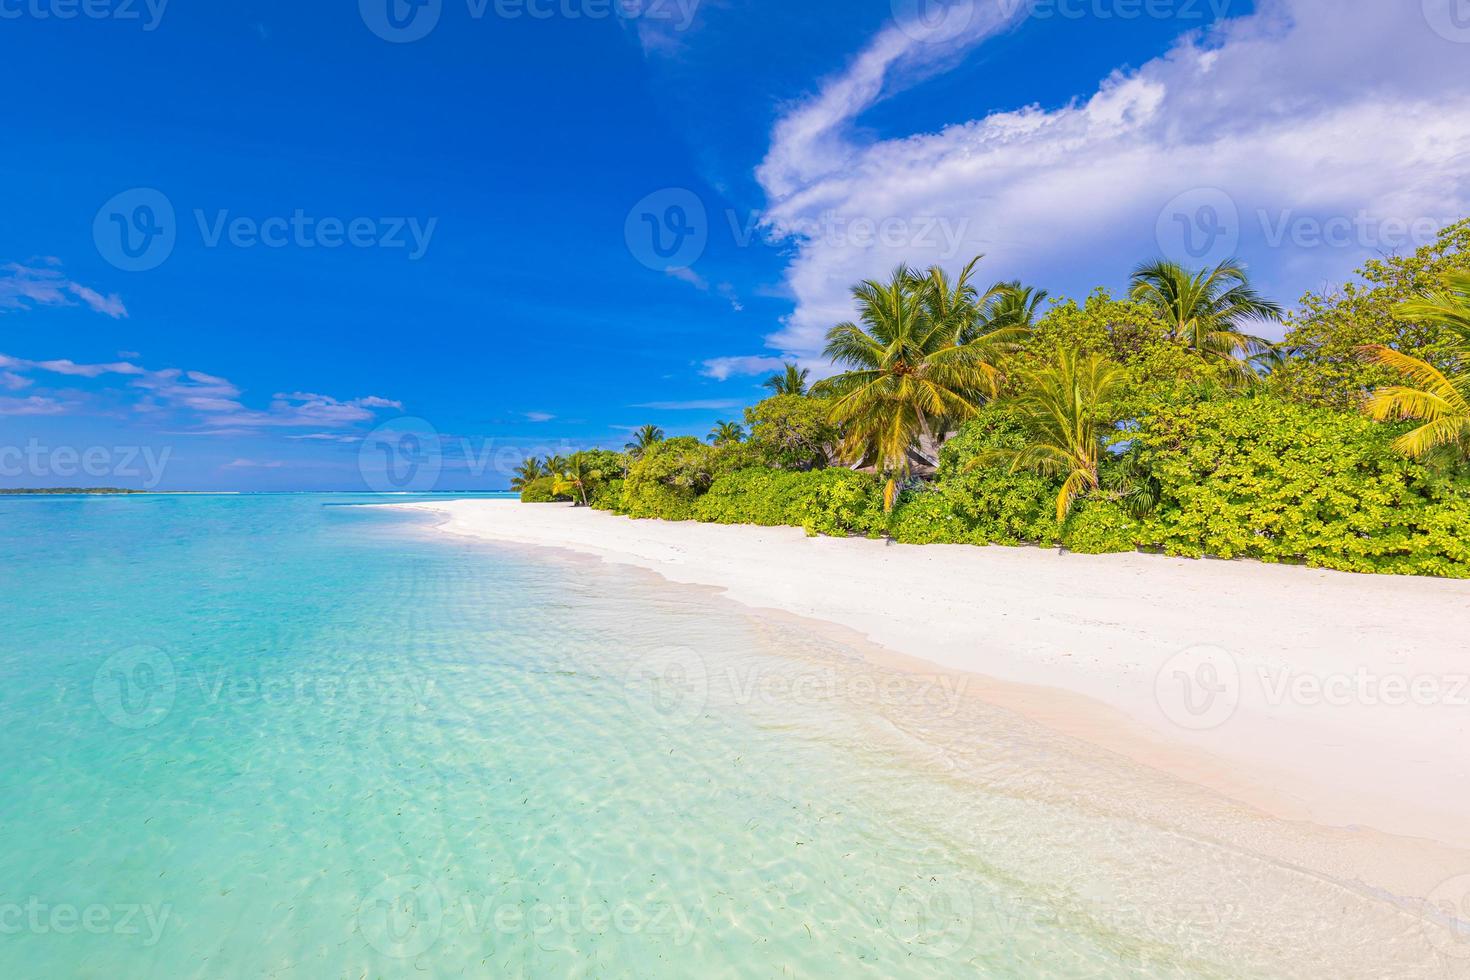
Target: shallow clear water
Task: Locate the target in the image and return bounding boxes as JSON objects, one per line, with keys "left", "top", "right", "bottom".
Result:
{"left": 0, "top": 495, "right": 1457, "bottom": 978}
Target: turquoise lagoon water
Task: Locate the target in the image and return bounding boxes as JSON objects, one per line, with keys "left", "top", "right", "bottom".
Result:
{"left": 0, "top": 495, "right": 1456, "bottom": 978}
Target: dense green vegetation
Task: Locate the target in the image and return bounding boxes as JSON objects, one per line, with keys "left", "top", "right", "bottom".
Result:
{"left": 521, "top": 221, "right": 1470, "bottom": 577}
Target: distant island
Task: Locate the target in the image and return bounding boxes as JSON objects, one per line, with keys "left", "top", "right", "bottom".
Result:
{"left": 0, "top": 488, "right": 149, "bottom": 495}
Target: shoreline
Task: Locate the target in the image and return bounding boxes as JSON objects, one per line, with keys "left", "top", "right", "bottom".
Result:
{"left": 392, "top": 500, "right": 1470, "bottom": 862}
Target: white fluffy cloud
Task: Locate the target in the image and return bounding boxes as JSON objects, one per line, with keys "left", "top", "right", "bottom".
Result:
{"left": 729, "top": 0, "right": 1470, "bottom": 367}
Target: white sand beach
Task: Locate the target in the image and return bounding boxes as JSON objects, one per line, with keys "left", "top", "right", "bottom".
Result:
{"left": 399, "top": 498, "right": 1470, "bottom": 862}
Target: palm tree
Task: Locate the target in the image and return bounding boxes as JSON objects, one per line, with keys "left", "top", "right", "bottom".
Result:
{"left": 510, "top": 457, "right": 542, "bottom": 492}
{"left": 552, "top": 453, "right": 599, "bottom": 507}
{"left": 976, "top": 281, "right": 1048, "bottom": 338}
{"left": 1129, "top": 260, "right": 1282, "bottom": 376}
{"left": 814, "top": 264, "right": 1012, "bottom": 512}
{"left": 539, "top": 455, "right": 567, "bottom": 478}
{"left": 625, "top": 424, "right": 665, "bottom": 457}
{"left": 968, "top": 351, "right": 1125, "bottom": 523}
{"left": 1361, "top": 271, "right": 1470, "bottom": 459}
{"left": 764, "top": 364, "right": 810, "bottom": 397}
{"left": 708, "top": 420, "right": 745, "bottom": 445}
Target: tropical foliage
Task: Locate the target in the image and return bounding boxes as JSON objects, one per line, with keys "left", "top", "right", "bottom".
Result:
{"left": 522, "top": 225, "right": 1470, "bottom": 578}
{"left": 1360, "top": 271, "right": 1470, "bottom": 460}
{"left": 625, "top": 425, "right": 664, "bottom": 457}
{"left": 812, "top": 262, "right": 1017, "bottom": 511}
{"left": 764, "top": 363, "right": 810, "bottom": 397}
{"left": 708, "top": 420, "right": 746, "bottom": 445}
{"left": 1128, "top": 259, "right": 1282, "bottom": 377}
{"left": 969, "top": 351, "right": 1124, "bottom": 522}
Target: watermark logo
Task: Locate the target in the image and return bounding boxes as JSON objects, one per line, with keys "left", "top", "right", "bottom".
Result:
{"left": 1424, "top": 0, "right": 1470, "bottom": 43}
{"left": 94, "top": 188, "right": 176, "bottom": 273}
{"left": 93, "top": 645, "right": 177, "bottom": 730}
{"left": 360, "top": 0, "right": 443, "bottom": 42}
{"left": 0, "top": 899, "right": 172, "bottom": 946}
{"left": 359, "top": 0, "right": 700, "bottom": 42}
{"left": 359, "top": 417, "right": 444, "bottom": 493}
{"left": 0, "top": 440, "right": 171, "bottom": 489}
{"left": 94, "top": 188, "right": 438, "bottom": 271}
{"left": 891, "top": 0, "right": 978, "bottom": 44}
{"left": 1156, "top": 187, "right": 1239, "bottom": 266}
{"left": 625, "top": 188, "right": 708, "bottom": 272}
{"left": 1154, "top": 645, "right": 1240, "bottom": 731}
{"left": 1425, "top": 874, "right": 1470, "bottom": 959}
{"left": 0, "top": 0, "right": 169, "bottom": 30}
{"left": 358, "top": 875, "right": 444, "bottom": 959}
{"left": 886, "top": 872, "right": 974, "bottom": 958}
{"left": 623, "top": 646, "right": 709, "bottom": 728}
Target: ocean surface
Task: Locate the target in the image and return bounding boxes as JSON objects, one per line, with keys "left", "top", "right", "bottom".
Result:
{"left": 0, "top": 494, "right": 1457, "bottom": 978}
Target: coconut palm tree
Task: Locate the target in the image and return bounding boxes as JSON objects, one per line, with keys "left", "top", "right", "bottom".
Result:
{"left": 814, "top": 264, "right": 1012, "bottom": 512}
{"left": 1129, "top": 260, "right": 1282, "bottom": 376}
{"left": 539, "top": 455, "right": 568, "bottom": 478}
{"left": 510, "top": 457, "right": 542, "bottom": 492}
{"left": 708, "top": 420, "right": 745, "bottom": 445}
{"left": 552, "top": 453, "right": 600, "bottom": 507}
{"left": 968, "top": 351, "right": 1125, "bottom": 523}
{"left": 763, "top": 364, "right": 810, "bottom": 397}
{"left": 625, "top": 425, "right": 665, "bottom": 457}
{"left": 977, "top": 281, "right": 1049, "bottom": 338}
{"left": 1361, "top": 271, "right": 1470, "bottom": 460}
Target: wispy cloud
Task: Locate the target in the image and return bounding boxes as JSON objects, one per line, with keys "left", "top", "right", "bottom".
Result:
{"left": 288, "top": 432, "right": 362, "bottom": 443}
{"left": 0, "top": 395, "right": 68, "bottom": 416}
{"left": 664, "top": 266, "right": 744, "bottom": 311}
{"left": 523, "top": 411, "right": 556, "bottom": 423}
{"left": 221, "top": 458, "right": 286, "bottom": 469}
{"left": 632, "top": 398, "right": 746, "bottom": 411}
{"left": 0, "top": 351, "right": 403, "bottom": 432}
{"left": 0, "top": 261, "right": 128, "bottom": 319}
{"left": 699, "top": 355, "right": 788, "bottom": 381}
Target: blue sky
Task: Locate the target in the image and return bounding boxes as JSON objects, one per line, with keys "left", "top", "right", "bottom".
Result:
{"left": 2, "top": 0, "right": 1468, "bottom": 490}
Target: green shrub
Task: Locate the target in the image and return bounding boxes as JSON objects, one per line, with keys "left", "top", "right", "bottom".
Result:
{"left": 588, "top": 478, "right": 624, "bottom": 512}
{"left": 744, "top": 395, "right": 836, "bottom": 471}
{"left": 694, "top": 468, "right": 886, "bottom": 537}
{"left": 519, "top": 477, "right": 568, "bottom": 504}
{"left": 620, "top": 437, "right": 752, "bottom": 519}
{"left": 888, "top": 487, "right": 975, "bottom": 544}
{"left": 888, "top": 409, "right": 1062, "bottom": 546}
{"left": 1062, "top": 501, "right": 1143, "bottom": 555}
{"left": 1134, "top": 396, "right": 1470, "bottom": 576}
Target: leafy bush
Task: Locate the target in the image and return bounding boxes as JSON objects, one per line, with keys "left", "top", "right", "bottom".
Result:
{"left": 1061, "top": 501, "right": 1144, "bottom": 554}
{"left": 1133, "top": 397, "right": 1470, "bottom": 576}
{"left": 519, "top": 477, "right": 569, "bottom": 504}
{"left": 889, "top": 409, "right": 1061, "bottom": 546}
{"left": 694, "top": 468, "right": 886, "bottom": 536}
{"left": 1269, "top": 219, "right": 1470, "bottom": 411}
{"left": 744, "top": 395, "right": 836, "bottom": 471}
{"left": 588, "top": 478, "right": 624, "bottom": 512}
{"left": 620, "top": 437, "right": 753, "bottom": 519}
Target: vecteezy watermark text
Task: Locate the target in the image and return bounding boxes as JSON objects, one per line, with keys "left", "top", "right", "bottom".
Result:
{"left": 624, "top": 646, "right": 971, "bottom": 730}
{"left": 359, "top": 0, "right": 700, "bottom": 43}
{"left": 1156, "top": 188, "right": 1450, "bottom": 265}
{"left": 0, "top": 899, "right": 172, "bottom": 947}
{"left": 92, "top": 645, "right": 439, "bottom": 730}
{"left": 356, "top": 875, "right": 697, "bottom": 959}
{"left": 0, "top": 0, "right": 168, "bottom": 30}
{"left": 0, "top": 440, "right": 170, "bottom": 489}
{"left": 94, "top": 188, "right": 437, "bottom": 272}
{"left": 1154, "top": 645, "right": 1470, "bottom": 731}
{"left": 624, "top": 187, "right": 972, "bottom": 273}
